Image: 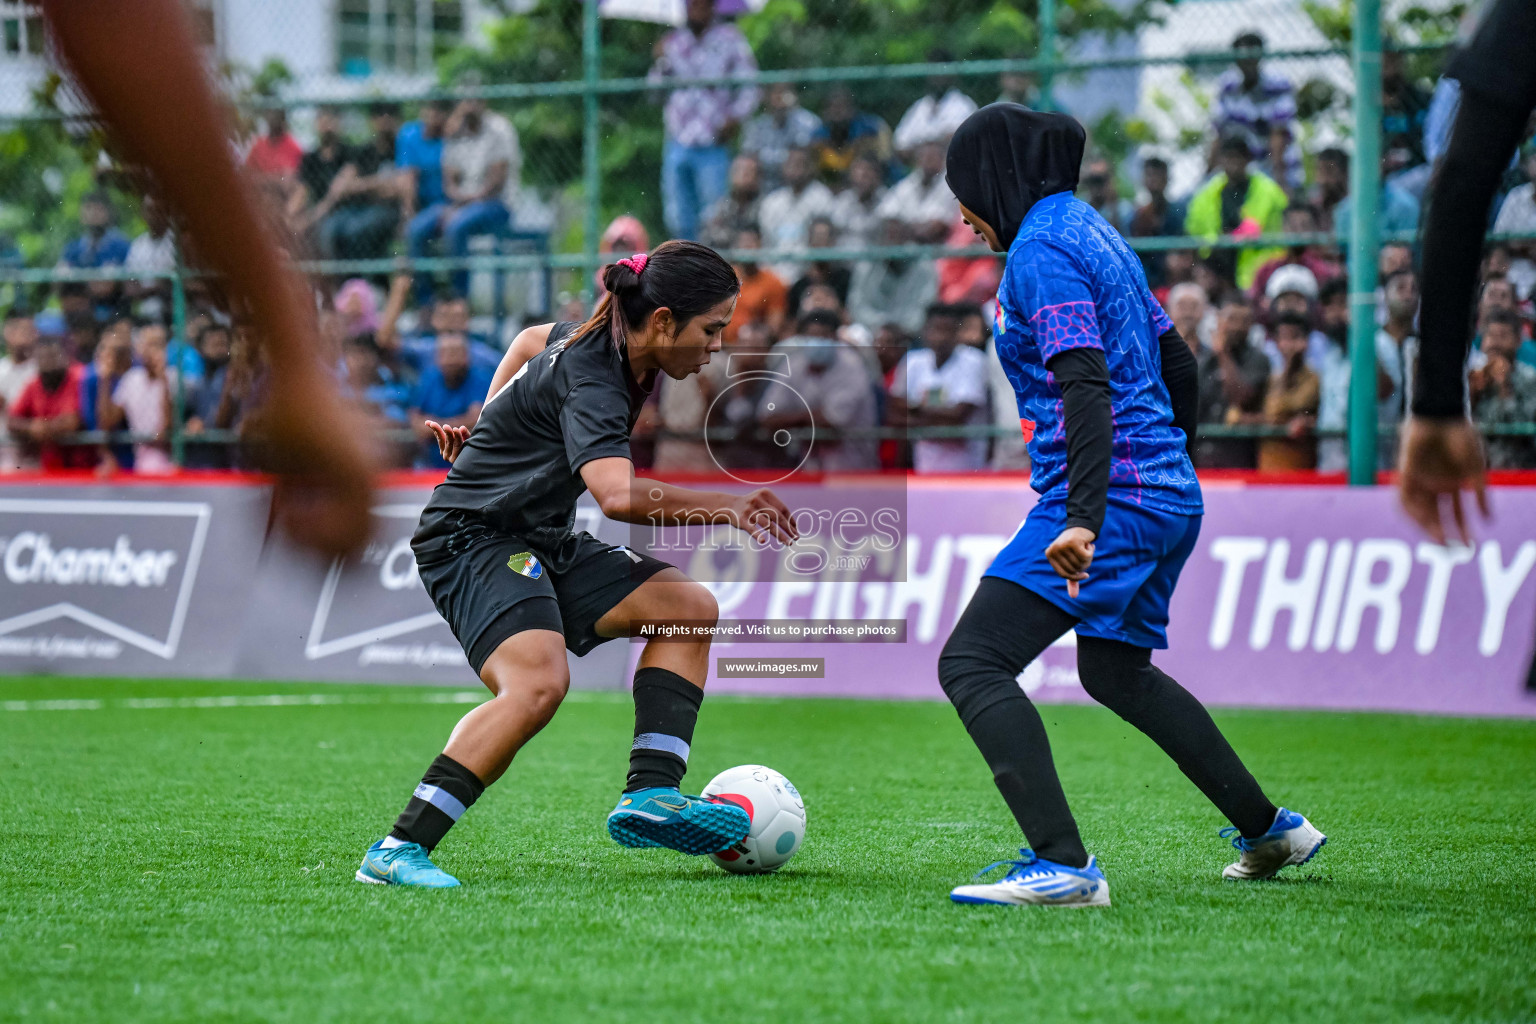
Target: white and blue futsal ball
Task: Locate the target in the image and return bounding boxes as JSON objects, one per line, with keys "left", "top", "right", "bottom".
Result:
{"left": 702, "top": 765, "right": 806, "bottom": 874}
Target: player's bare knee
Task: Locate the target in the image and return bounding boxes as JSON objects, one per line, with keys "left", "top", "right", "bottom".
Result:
{"left": 520, "top": 645, "right": 571, "bottom": 714}
{"left": 522, "top": 667, "right": 571, "bottom": 725}
{"left": 484, "top": 658, "right": 568, "bottom": 722}
{"left": 678, "top": 582, "right": 718, "bottom": 627}
{"left": 481, "top": 642, "right": 570, "bottom": 714}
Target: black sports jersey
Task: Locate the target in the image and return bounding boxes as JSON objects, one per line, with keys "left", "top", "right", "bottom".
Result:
{"left": 413, "top": 321, "right": 655, "bottom": 555}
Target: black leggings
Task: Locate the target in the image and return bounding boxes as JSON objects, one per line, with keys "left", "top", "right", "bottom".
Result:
{"left": 938, "top": 577, "right": 1275, "bottom": 866}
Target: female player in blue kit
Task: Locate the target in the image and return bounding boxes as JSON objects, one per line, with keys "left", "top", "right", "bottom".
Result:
{"left": 937, "top": 104, "right": 1325, "bottom": 907}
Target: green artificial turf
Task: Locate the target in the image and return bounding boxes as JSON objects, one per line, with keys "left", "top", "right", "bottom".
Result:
{"left": 2, "top": 676, "right": 1533, "bottom": 1023}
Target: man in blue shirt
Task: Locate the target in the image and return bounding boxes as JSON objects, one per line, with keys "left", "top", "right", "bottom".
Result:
{"left": 396, "top": 100, "right": 451, "bottom": 214}
{"left": 937, "top": 104, "right": 1325, "bottom": 909}
{"left": 378, "top": 275, "right": 503, "bottom": 382}
{"left": 62, "top": 194, "right": 131, "bottom": 322}
{"left": 408, "top": 332, "right": 491, "bottom": 469}
{"left": 78, "top": 315, "right": 135, "bottom": 469}
{"left": 61, "top": 193, "right": 130, "bottom": 269}
{"left": 183, "top": 321, "right": 234, "bottom": 469}
{"left": 400, "top": 294, "right": 501, "bottom": 378}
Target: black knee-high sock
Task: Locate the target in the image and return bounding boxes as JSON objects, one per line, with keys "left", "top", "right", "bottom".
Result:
{"left": 626, "top": 666, "right": 703, "bottom": 792}
{"left": 1076, "top": 636, "right": 1277, "bottom": 839}
{"left": 939, "top": 578, "right": 1090, "bottom": 868}
{"left": 964, "top": 694, "right": 1089, "bottom": 867}
{"left": 388, "top": 753, "right": 486, "bottom": 853}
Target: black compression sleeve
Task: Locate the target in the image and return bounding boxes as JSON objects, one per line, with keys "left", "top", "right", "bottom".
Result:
{"left": 1414, "top": 88, "right": 1531, "bottom": 417}
{"left": 1156, "top": 328, "right": 1199, "bottom": 452}
{"left": 1047, "top": 346, "right": 1111, "bottom": 536}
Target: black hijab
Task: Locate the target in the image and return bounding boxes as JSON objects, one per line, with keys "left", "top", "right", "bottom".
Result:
{"left": 945, "top": 103, "right": 1087, "bottom": 251}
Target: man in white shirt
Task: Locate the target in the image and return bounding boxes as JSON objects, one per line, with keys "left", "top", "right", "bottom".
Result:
{"left": 1372, "top": 268, "right": 1419, "bottom": 471}
{"left": 1494, "top": 152, "right": 1536, "bottom": 234}
{"left": 876, "top": 140, "right": 958, "bottom": 244}
{"left": 408, "top": 85, "right": 521, "bottom": 300}
{"left": 124, "top": 227, "right": 175, "bottom": 273}
{"left": 741, "top": 83, "right": 823, "bottom": 189}
{"left": 889, "top": 304, "right": 990, "bottom": 472}
{"left": 828, "top": 155, "right": 888, "bottom": 249}
{"left": 758, "top": 311, "right": 880, "bottom": 472}
{"left": 758, "top": 146, "right": 834, "bottom": 281}
{"left": 444, "top": 105, "right": 521, "bottom": 211}
{"left": 985, "top": 307, "right": 1031, "bottom": 471}
{"left": 124, "top": 193, "right": 176, "bottom": 306}
{"left": 1493, "top": 151, "right": 1536, "bottom": 298}
{"left": 892, "top": 54, "right": 978, "bottom": 161}
{"left": 847, "top": 218, "right": 939, "bottom": 335}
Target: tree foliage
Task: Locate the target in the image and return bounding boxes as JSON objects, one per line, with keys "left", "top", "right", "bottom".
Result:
{"left": 0, "top": 76, "right": 116, "bottom": 272}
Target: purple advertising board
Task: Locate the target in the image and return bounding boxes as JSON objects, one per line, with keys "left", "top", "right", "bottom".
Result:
{"left": 2, "top": 478, "right": 1532, "bottom": 718}
{"left": 690, "top": 480, "right": 1536, "bottom": 719}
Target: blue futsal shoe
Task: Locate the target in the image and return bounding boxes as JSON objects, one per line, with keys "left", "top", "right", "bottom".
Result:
{"left": 950, "top": 849, "right": 1111, "bottom": 907}
{"left": 1221, "top": 807, "right": 1326, "bottom": 880}
{"left": 606, "top": 787, "right": 751, "bottom": 855}
{"left": 355, "top": 839, "right": 460, "bottom": 888}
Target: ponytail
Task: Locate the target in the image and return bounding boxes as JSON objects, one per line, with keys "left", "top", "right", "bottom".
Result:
{"left": 569, "top": 239, "right": 739, "bottom": 349}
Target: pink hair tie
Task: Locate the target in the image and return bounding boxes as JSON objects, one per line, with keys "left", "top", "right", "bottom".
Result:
{"left": 617, "top": 253, "right": 648, "bottom": 275}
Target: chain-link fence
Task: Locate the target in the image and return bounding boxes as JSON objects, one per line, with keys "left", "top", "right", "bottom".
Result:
{"left": 3, "top": 0, "right": 1523, "bottom": 480}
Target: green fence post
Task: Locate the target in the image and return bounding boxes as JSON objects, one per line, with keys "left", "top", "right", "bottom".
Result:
{"left": 1038, "top": 0, "right": 1057, "bottom": 111}
{"left": 1347, "top": 0, "right": 1382, "bottom": 486}
{"left": 582, "top": 0, "right": 602, "bottom": 301}
{"left": 170, "top": 266, "right": 188, "bottom": 467}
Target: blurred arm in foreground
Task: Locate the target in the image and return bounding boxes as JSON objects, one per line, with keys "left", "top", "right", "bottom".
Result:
{"left": 41, "top": 0, "right": 376, "bottom": 558}
{"left": 1404, "top": 0, "right": 1536, "bottom": 543}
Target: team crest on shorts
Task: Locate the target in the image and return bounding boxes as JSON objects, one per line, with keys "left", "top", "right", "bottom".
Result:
{"left": 507, "top": 551, "right": 543, "bottom": 579}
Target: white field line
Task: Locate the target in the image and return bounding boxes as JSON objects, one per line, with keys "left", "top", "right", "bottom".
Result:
{"left": 0, "top": 689, "right": 791, "bottom": 713}
{"left": 0, "top": 691, "right": 487, "bottom": 712}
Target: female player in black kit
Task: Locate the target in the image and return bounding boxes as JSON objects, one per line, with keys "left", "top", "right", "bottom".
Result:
{"left": 358, "top": 241, "right": 798, "bottom": 888}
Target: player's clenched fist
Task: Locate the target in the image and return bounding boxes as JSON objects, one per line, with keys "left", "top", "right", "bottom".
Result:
{"left": 1046, "top": 526, "right": 1096, "bottom": 598}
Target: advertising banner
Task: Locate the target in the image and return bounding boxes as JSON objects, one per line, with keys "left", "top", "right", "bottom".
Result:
{"left": 233, "top": 489, "right": 630, "bottom": 689}
{"left": 0, "top": 483, "right": 626, "bottom": 689}
{"left": 700, "top": 482, "right": 1536, "bottom": 718}
{"left": 2, "top": 479, "right": 1533, "bottom": 718}
{"left": 0, "top": 486, "right": 267, "bottom": 677}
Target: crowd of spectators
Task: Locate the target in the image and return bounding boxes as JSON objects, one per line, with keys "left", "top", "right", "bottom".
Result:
{"left": 4, "top": 5, "right": 1536, "bottom": 476}
{"left": 0, "top": 62, "right": 534, "bottom": 474}
{"left": 632, "top": 13, "right": 1536, "bottom": 474}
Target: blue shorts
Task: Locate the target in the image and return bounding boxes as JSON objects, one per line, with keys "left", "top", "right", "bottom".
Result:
{"left": 986, "top": 496, "right": 1202, "bottom": 650}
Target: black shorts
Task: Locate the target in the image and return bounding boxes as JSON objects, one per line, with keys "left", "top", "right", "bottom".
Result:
{"left": 415, "top": 520, "right": 672, "bottom": 672}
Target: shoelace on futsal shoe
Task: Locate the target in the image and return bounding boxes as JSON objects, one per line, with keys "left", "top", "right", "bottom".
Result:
{"left": 1219, "top": 825, "right": 1263, "bottom": 852}
{"left": 972, "top": 848, "right": 1054, "bottom": 882}
{"left": 382, "top": 843, "right": 436, "bottom": 870}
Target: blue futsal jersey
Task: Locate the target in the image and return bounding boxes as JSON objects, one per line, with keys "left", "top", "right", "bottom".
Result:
{"left": 992, "top": 191, "right": 1203, "bottom": 516}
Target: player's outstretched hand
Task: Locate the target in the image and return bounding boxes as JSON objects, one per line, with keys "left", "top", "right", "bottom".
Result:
{"left": 1398, "top": 416, "right": 1491, "bottom": 546}
{"left": 426, "top": 420, "right": 470, "bottom": 464}
{"left": 1046, "top": 526, "right": 1096, "bottom": 599}
{"left": 731, "top": 488, "right": 799, "bottom": 547}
